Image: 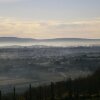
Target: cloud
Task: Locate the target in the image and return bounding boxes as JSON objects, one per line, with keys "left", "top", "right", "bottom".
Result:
{"left": 0, "top": 17, "right": 100, "bottom": 39}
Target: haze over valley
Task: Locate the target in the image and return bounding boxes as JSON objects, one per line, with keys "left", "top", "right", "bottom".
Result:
{"left": 0, "top": 45, "right": 100, "bottom": 92}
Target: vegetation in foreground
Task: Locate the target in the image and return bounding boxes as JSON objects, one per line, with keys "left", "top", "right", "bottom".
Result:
{"left": 0, "top": 68, "right": 100, "bottom": 100}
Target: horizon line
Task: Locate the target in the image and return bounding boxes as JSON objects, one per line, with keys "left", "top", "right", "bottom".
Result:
{"left": 0, "top": 36, "right": 100, "bottom": 40}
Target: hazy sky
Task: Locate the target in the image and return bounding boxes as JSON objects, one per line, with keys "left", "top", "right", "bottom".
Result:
{"left": 0, "top": 0, "right": 100, "bottom": 39}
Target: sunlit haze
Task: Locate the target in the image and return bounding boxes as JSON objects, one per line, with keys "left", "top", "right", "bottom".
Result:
{"left": 0, "top": 0, "right": 100, "bottom": 39}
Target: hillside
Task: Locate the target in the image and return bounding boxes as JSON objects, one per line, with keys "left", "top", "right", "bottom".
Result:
{"left": 1, "top": 68, "right": 100, "bottom": 100}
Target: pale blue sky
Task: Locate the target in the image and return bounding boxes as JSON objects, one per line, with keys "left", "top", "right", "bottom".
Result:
{"left": 0, "top": 0, "right": 100, "bottom": 20}
{"left": 0, "top": 0, "right": 100, "bottom": 38}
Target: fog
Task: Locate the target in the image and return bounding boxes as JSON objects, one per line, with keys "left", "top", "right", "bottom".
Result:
{"left": 0, "top": 41, "right": 100, "bottom": 47}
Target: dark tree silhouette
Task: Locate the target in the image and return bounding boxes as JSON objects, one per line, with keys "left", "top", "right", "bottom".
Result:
{"left": 50, "top": 82, "right": 55, "bottom": 100}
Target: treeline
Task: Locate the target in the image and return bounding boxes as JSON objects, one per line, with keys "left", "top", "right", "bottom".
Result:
{"left": 1, "top": 69, "right": 100, "bottom": 100}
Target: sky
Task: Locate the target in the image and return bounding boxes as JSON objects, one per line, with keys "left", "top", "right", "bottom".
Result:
{"left": 0, "top": 0, "right": 100, "bottom": 39}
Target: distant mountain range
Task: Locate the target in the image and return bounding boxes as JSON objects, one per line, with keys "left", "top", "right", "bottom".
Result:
{"left": 0, "top": 37, "right": 35, "bottom": 42}
{"left": 0, "top": 37, "right": 100, "bottom": 42}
